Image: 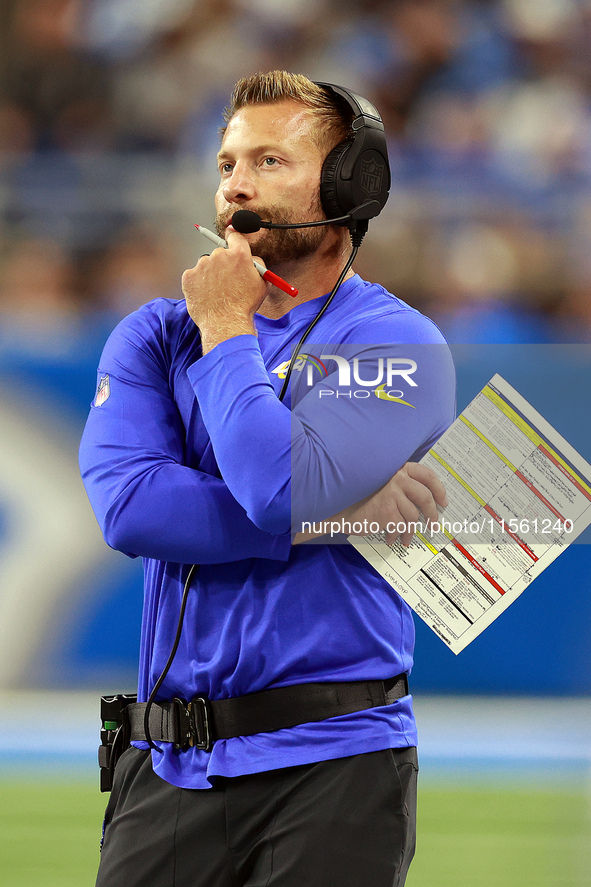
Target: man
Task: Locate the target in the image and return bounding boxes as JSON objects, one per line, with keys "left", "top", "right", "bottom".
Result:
{"left": 80, "top": 71, "right": 455, "bottom": 887}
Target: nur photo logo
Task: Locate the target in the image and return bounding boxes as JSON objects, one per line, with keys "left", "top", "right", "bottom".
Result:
{"left": 272, "top": 353, "right": 418, "bottom": 405}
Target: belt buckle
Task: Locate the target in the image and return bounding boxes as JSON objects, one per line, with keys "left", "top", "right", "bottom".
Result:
{"left": 189, "top": 696, "right": 213, "bottom": 751}
{"left": 172, "top": 697, "right": 194, "bottom": 750}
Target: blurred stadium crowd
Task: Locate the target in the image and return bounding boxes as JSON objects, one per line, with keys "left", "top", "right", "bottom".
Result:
{"left": 1, "top": 0, "right": 591, "bottom": 343}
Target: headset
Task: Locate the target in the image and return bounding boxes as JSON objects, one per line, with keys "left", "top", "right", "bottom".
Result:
{"left": 233, "top": 81, "right": 391, "bottom": 244}
{"left": 316, "top": 81, "right": 391, "bottom": 231}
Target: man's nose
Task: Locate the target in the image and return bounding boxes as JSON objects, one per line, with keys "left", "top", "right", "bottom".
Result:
{"left": 222, "top": 162, "right": 256, "bottom": 203}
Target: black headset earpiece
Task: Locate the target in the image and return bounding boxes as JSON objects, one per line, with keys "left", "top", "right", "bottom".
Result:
{"left": 314, "top": 81, "right": 391, "bottom": 225}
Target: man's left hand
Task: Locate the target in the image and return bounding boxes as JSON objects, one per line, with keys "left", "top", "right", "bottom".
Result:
{"left": 293, "top": 462, "right": 448, "bottom": 547}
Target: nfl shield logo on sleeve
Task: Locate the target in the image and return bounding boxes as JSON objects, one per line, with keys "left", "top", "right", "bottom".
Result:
{"left": 95, "top": 374, "right": 110, "bottom": 407}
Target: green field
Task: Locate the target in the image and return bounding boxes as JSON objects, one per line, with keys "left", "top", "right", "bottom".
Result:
{"left": 409, "top": 783, "right": 590, "bottom": 887}
{"left": 0, "top": 778, "right": 588, "bottom": 886}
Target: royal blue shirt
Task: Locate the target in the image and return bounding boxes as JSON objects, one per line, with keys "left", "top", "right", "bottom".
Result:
{"left": 79, "top": 274, "right": 455, "bottom": 788}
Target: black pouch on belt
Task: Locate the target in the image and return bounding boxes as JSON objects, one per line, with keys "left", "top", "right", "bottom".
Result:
{"left": 98, "top": 693, "right": 137, "bottom": 792}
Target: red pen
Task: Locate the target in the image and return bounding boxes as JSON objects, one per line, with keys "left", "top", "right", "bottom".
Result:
{"left": 194, "top": 224, "right": 298, "bottom": 297}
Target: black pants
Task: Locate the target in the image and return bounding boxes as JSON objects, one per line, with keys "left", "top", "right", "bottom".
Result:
{"left": 96, "top": 745, "right": 418, "bottom": 887}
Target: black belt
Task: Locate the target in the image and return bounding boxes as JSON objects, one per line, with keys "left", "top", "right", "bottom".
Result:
{"left": 127, "top": 674, "right": 409, "bottom": 752}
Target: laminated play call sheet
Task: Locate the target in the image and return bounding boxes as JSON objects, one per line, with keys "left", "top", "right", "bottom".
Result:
{"left": 349, "top": 374, "right": 591, "bottom": 653}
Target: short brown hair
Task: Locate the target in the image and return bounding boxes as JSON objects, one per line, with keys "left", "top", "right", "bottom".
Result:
{"left": 222, "top": 70, "right": 353, "bottom": 153}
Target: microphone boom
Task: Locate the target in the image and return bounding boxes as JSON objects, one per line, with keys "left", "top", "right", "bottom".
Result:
{"left": 231, "top": 208, "right": 361, "bottom": 234}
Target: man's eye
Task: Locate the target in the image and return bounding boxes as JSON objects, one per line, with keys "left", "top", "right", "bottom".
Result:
{"left": 263, "top": 157, "right": 278, "bottom": 166}
{"left": 220, "top": 163, "right": 233, "bottom": 174}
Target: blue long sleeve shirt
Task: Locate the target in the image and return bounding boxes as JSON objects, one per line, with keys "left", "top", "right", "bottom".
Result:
{"left": 79, "top": 274, "right": 455, "bottom": 788}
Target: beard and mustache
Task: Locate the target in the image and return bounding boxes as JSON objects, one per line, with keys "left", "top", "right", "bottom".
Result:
{"left": 215, "top": 200, "right": 329, "bottom": 268}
